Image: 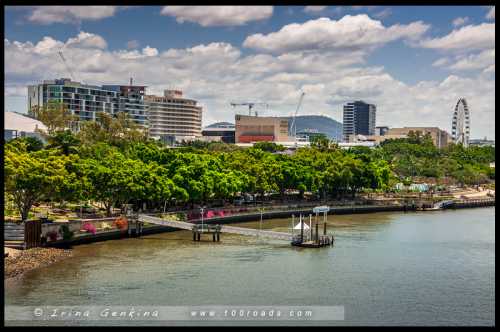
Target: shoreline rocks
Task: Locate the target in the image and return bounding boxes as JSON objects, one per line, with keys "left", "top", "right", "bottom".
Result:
{"left": 4, "top": 247, "right": 72, "bottom": 280}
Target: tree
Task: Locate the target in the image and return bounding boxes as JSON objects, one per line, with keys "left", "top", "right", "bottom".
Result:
{"left": 31, "top": 100, "right": 77, "bottom": 135}
{"left": 77, "top": 111, "right": 148, "bottom": 147}
{"left": 4, "top": 147, "right": 74, "bottom": 221}
{"left": 6, "top": 136, "right": 44, "bottom": 152}
{"left": 47, "top": 130, "right": 81, "bottom": 155}
{"left": 253, "top": 141, "right": 286, "bottom": 153}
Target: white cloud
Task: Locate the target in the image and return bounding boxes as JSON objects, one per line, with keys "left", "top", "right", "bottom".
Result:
{"left": 303, "top": 6, "right": 327, "bottom": 13}
{"left": 160, "top": 6, "right": 273, "bottom": 26}
{"left": 419, "top": 23, "right": 495, "bottom": 51}
{"left": 27, "top": 6, "right": 123, "bottom": 24}
{"left": 243, "top": 15, "right": 430, "bottom": 53}
{"left": 486, "top": 6, "right": 495, "bottom": 20}
{"left": 4, "top": 31, "right": 496, "bottom": 139}
{"left": 373, "top": 8, "right": 392, "bottom": 19}
{"left": 447, "top": 49, "right": 495, "bottom": 71}
{"left": 432, "top": 57, "right": 449, "bottom": 67}
{"left": 65, "top": 31, "right": 107, "bottom": 49}
{"left": 142, "top": 46, "right": 159, "bottom": 57}
{"left": 452, "top": 16, "right": 469, "bottom": 27}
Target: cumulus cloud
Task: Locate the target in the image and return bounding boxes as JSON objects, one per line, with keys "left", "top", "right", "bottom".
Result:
{"left": 160, "top": 6, "right": 273, "bottom": 26}
{"left": 444, "top": 50, "right": 495, "bottom": 72}
{"left": 303, "top": 6, "right": 327, "bottom": 13}
{"left": 26, "top": 6, "right": 124, "bottom": 24}
{"left": 419, "top": 23, "right": 495, "bottom": 51}
{"left": 243, "top": 15, "right": 430, "bottom": 53}
{"left": 65, "top": 31, "right": 107, "bottom": 49}
{"left": 432, "top": 57, "right": 449, "bottom": 67}
{"left": 4, "top": 30, "right": 496, "bottom": 139}
{"left": 142, "top": 46, "right": 159, "bottom": 57}
{"left": 373, "top": 8, "right": 392, "bottom": 19}
{"left": 486, "top": 6, "right": 495, "bottom": 20}
{"left": 452, "top": 16, "right": 469, "bottom": 27}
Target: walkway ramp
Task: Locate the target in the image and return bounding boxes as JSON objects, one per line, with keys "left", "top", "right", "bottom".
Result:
{"left": 433, "top": 200, "right": 455, "bottom": 209}
{"left": 138, "top": 214, "right": 292, "bottom": 241}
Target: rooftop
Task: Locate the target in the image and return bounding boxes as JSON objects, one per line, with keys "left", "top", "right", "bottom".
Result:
{"left": 5, "top": 111, "right": 47, "bottom": 133}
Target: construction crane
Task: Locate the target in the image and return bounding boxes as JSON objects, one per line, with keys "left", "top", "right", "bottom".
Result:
{"left": 230, "top": 102, "right": 269, "bottom": 116}
{"left": 58, "top": 50, "right": 77, "bottom": 82}
{"left": 290, "top": 92, "right": 305, "bottom": 140}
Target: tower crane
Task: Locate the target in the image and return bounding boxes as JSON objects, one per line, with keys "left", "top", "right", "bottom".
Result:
{"left": 230, "top": 102, "right": 269, "bottom": 116}
{"left": 290, "top": 92, "right": 305, "bottom": 141}
{"left": 58, "top": 50, "right": 78, "bottom": 82}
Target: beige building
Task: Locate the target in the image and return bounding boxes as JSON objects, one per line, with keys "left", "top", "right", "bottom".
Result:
{"left": 386, "top": 127, "right": 453, "bottom": 148}
{"left": 348, "top": 134, "right": 407, "bottom": 144}
{"left": 145, "top": 90, "right": 202, "bottom": 141}
{"left": 235, "top": 114, "right": 291, "bottom": 143}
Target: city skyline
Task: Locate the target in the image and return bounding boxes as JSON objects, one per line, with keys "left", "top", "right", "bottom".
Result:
{"left": 4, "top": 5, "right": 496, "bottom": 139}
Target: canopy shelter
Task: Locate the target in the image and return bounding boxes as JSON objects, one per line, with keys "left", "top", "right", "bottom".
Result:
{"left": 293, "top": 221, "right": 310, "bottom": 230}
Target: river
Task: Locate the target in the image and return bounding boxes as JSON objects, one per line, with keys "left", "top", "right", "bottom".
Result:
{"left": 5, "top": 207, "right": 495, "bottom": 326}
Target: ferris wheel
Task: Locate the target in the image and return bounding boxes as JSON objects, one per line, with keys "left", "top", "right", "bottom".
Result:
{"left": 451, "top": 98, "right": 470, "bottom": 147}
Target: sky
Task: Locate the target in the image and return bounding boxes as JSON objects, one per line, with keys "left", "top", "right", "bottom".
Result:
{"left": 4, "top": 5, "right": 496, "bottom": 139}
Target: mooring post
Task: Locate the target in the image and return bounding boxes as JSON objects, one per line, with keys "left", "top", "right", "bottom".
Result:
{"left": 316, "top": 222, "right": 319, "bottom": 243}
{"left": 300, "top": 214, "right": 304, "bottom": 243}
{"left": 309, "top": 214, "right": 312, "bottom": 241}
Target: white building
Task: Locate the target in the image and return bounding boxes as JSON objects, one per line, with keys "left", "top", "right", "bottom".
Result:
{"left": 145, "top": 90, "right": 202, "bottom": 143}
{"left": 4, "top": 111, "right": 47, "bottom": 141}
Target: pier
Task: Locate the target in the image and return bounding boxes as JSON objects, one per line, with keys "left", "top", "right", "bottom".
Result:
{"left": 138, "top": 214, "right": 293, "bottom": 241}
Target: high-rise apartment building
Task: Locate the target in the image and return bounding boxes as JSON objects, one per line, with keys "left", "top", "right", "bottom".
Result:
{"left": 145, "top": 90, "right": 203, "bottom": 141}
{"left": 27, "top": 78, "right": 148, "bottom": 127}
{"left": 342, "top": 101, "right": 376, "bottom": 141}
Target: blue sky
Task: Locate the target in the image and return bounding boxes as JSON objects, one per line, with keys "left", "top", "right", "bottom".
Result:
{"left": 4, "top": 6, "right": 496, "bottom": 138}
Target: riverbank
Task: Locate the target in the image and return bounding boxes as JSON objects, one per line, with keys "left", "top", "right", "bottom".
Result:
{"left": 4, "top": 247, "right": 72, "bottom": 280}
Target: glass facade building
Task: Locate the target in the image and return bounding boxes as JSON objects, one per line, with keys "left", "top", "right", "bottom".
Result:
{"left": 343, "top": 101, "right": 376, "bottom": 141}
{"left": 27, "top": 78, "right": 148, "bottom": 127}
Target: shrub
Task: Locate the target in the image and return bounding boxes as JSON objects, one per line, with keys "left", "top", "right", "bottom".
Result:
{"left": 59, "top": 224, "right": 74, "bottom": 240}
{"left": 81, "top": 222, "right": 97, "bottom": 235}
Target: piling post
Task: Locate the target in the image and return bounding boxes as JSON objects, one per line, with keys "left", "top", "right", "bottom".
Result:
{"left": 309, "top": 214, "right": 312, "bottom": 241}
{"left": 316, "top": 222, "right": 319, "bottom": 243}
{"left": 300, "top": 214, "right": 304, "bottom": 243}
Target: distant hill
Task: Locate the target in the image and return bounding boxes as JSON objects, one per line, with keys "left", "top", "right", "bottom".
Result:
{"left": 287, "top": 115, "right": 343, "bottom": 141}
{"left": 205, "top": 122, "right": 234, "bottom": 128}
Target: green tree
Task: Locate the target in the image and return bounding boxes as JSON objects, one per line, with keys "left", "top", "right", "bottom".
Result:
{"left": 47, "top": 130, "right": 81, "bottom": 155}
{"left": 4, "top": 147, "right": 75, "bottom": 221}
{"left": 31, "top": 100, "right": 77, "bottom": 135}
